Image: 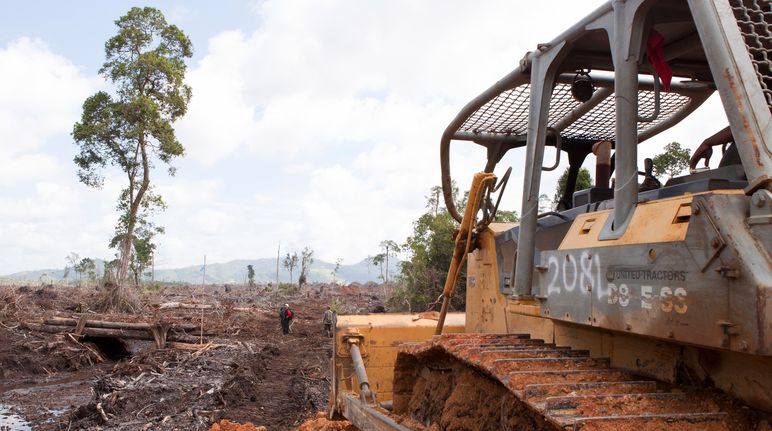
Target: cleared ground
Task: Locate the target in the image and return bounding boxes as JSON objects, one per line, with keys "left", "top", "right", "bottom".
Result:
{"left": 0, "top": 282, "right": 381, "bottom": 430}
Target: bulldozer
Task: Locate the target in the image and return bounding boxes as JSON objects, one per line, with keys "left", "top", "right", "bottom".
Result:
{"left": 330, "top": 0, "right": 771, "bottom": 429}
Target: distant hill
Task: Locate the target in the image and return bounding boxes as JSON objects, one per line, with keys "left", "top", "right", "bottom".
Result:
{"left": 0, "top": 257, "right": 399, "bottom": 285}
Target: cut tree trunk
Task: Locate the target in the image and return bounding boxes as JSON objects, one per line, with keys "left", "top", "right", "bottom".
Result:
{"left": 156, "top": 302, "right": 254, "bottom": 312}
{"left": 26, "top": 323, "right": 200, "bottom": 344}
{"left": 44, "top": 317, "right": 199, "bottom": 331}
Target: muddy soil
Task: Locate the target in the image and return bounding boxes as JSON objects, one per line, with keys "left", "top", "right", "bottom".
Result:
{"left": 0, "top": 283, "right": 383, "bottom": 430}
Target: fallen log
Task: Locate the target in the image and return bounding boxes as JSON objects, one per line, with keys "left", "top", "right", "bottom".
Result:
{"left": 155, "top": 302, "right": 254, "bottom": 312}
{"left": 25, "top": 323, "right": 201, "bottom": 344}
{"left": 44, "top": 316, "right": 199, "bottom": 331}
{"left": 157, "top": 302, "right": 214, "bottom": 310}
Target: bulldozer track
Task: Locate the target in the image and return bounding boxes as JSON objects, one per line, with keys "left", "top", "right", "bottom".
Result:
{"left": 393, "top": 333, "right": 764, "bottom": 431}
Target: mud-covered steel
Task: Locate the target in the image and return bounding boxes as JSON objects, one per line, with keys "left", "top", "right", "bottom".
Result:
{"left": 394, "top": 334, "right": 745, "bottom": 430}
{"left": 330, "top": 312, "right": 465, "bottom": 419}
{"left": 689, "top": 0, "right": 772, "bottom": 193}
{"left": 341, "top": 394, "right": 413, "bottom": 431}
{"left": 436, "top": 172, "right": 496, "bottom": 335}
{"left": 348, "top": 342, "right": 374, "bottom": 403}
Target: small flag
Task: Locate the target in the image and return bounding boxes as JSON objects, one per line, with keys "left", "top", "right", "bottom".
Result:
{"left": 646, "top": 30, "right": 672, "bottom": 92}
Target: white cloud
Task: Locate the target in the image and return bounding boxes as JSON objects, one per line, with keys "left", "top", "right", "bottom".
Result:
{"left": 177, "top": 0, "right": 610, "bottom": 162}
{"left": 2, "top": 0, "right": 733, "bottom": 275}
{"left": 0, "top": 37, "right": 108, "bottom": 273}
{"left": 0, "top": 37, "right": 99, "bottom": 156}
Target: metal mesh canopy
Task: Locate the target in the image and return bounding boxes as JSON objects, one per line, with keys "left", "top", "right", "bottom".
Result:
{"left": 458, "top": 82, "right": 692, "bottom": 142}
{"left": 729, "top": 0, "right": 772, "bottom": 110}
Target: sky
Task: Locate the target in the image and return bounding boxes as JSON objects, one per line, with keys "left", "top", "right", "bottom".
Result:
{"left": 0, "top": 0, "right": 729, "bottom": 274}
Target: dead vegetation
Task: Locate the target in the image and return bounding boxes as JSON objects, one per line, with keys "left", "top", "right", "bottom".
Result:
{"left": 0, "top": 282, "right": 384, "bottom": 430}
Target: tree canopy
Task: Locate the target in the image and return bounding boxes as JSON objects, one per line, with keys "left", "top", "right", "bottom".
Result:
{"left": 391, "top": 183, "right": 518, "bottom": 312}
{"left": 298, "top": 246, "right": 315, "bottom": 288}
{"left": 247, "top": 265, "right": 256, "bottom": 287}
{"left": 552, "top": 167, "right": 593, "bottom": 207}
{"left": 72, "top": 7, "right": 192, "bottom": 288}
{"left": 652, "top": 142, "right": 691, "bottom": 179}
{"left": 283, "top": 253, "right": 298, "bottom": 284}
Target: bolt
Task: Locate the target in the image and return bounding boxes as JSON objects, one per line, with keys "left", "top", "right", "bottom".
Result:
{"left": 625, "top": 323, "right": 632, "bottom": 331}
{"left": 740, "top": 341, "right": 749, "bottom": 351}
{"left": 586, "top": 284, "right": 592, "bottom": 292}
{"left": 692, "top": 205, "right": 701, "bottom": 215}
{"left": 752, "top": 193, "right": 767, "bottom": 208}
{"left": 711, "top": 237, "right": 720, "bottom": 248}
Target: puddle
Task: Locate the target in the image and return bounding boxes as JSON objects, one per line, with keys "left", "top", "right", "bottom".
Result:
{"left": 0, "top": 404, "right": 32, "bottom": 430}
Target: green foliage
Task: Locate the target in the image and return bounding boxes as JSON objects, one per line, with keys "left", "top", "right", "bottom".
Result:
{"left": 278, "top": 282, "right": 299, "bottom": 294}
{"left": 652, "top": 142, "right": 691, "bottom": 179}
{"left": 392, "top": 183, "right": 466, "bottom": 312}
{"left": 495, "top": 209, "right": 519, "bottom": 223}
{"left": 298, "top": 246, "right": 314, "bottom": 288}
{"left": 64, "top": 252, "right": 81, "bottom": 282}
{"left": 110, "top": 190, "right": 164, "bottom": 287}
{"left": 74, "top": 258, "right": 98, "bottom": 286}
{"left": 372, "top": 253, "right": 386, "bottom": 281}
{"left": 283, "top": 252, "right": 298, "bottom": 284}
{"left": 246, "top": 264, "right": 256, "bottom": 287}
{"left": 330, "top": 297, "right": 344, "bottom": 314}
{"left": 553, "top": 167, "right": 593, "bottom": 206}
{"left": 332, "top": 258, "right": 343, "bottom": 284}
{"left": 393, "top": 182, "right": 519, "bottom": 312}
{"left": 379, "top": 240, "right": 400, "bottom": 283}
{"left": 394, "top": 208, "right": 459, "bottom": 311}
{"left": 144, "top": 282, "right": 163, "bottom": 293}
{"left": 72, "top": 7, "right": 192, "bottom": 285}
{"left": 103, "top": 258, "right": 119, "bottom": 285}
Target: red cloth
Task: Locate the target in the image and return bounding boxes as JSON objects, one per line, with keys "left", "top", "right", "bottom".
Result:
{"left": 646, "top": 30, "right": 672, "bottom": 92}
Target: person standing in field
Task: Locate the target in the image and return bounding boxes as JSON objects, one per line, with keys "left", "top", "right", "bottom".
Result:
{"left": 279, "top": 303, "right": 293, "bottom": 335}
{"left": 323, "top": 306, "right": 334, "bottom": 337}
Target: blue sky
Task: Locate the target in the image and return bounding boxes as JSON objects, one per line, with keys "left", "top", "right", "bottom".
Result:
{"left": 0, "top": 0, "right": 726, "bottom": 274}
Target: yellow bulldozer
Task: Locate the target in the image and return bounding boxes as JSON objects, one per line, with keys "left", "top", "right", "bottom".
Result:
{"left": 330, "top": 0, "right": 772, "bottom": 429}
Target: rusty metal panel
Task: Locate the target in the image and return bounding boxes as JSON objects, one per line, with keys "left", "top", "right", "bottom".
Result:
{"left": 538, "top": 242, "right": 731, "bottom": 350}
{"left": 689, "top": 0, "right": 772, "bottom": 189}
{"left": 695, "top": 193, "right": 772, "bottom": 354}
{"left": 535, "top": 249, "right": 595, "bottom": 325}
{"left": 539, "top": 192, "right": 772, "bottom": 356}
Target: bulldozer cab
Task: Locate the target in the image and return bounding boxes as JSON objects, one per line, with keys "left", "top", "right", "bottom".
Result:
{"left": 439, "top": 0, "right": 771, "bottom": 301}
{"left": 330, "top": 0, "right": 771, "bottom": 427}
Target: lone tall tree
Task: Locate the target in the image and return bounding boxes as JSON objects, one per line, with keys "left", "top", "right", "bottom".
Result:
{"left": 73, "top": 7, "right": 192, "bottom": 286}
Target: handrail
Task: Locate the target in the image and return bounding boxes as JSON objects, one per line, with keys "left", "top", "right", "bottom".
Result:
{"left": 541, "top": 128, "right": 562, "bottom": 171}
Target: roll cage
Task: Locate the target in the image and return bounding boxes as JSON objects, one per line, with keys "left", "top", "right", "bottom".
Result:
{"left": 440, "top": 0, "right": 771, "bottom": 298}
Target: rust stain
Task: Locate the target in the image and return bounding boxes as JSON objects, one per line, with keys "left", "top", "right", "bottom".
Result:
{"left": 722, "top": 68, "right": 762, "bottom": 167}
{"left": 757, "top": 285, "right": 767, "bottom": 354}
